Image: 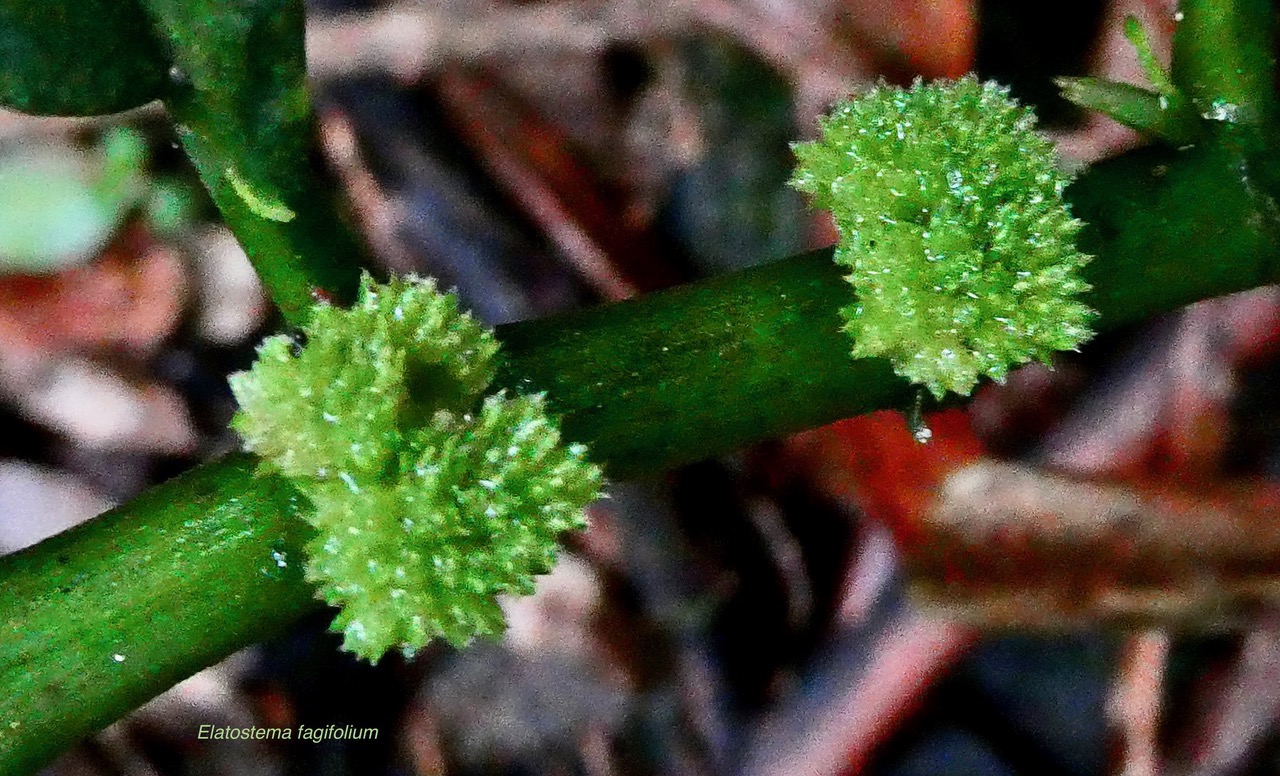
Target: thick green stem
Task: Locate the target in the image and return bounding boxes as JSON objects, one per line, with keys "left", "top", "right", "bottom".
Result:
{"left": 0, "top": 458, "right": 315, "bottom": 776}
{"left": 3, "top": 138, "right": 1280, "bottom": 773}
{"left": 495, "top": 251, "right": 909, "bottom": 471}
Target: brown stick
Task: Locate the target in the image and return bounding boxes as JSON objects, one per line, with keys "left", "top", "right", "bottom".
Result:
{"left": 1108, "top": 629, "right": 1170, "bottom": 776}
{"left": 907, "top": 461, "right": 1280, "bottom": 630}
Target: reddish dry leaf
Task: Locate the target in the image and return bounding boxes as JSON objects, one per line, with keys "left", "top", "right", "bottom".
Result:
{"left": 838, "top": 0, "right": 975, "bottom": 79}
{"left": 913, "top": 462, "right": 1280, "bottom": 628}
{"left": 787, "top": 408, "right": 986, "bottom": 552}
{"left": 0, "top": 224, "right": 186, "bottom": 358}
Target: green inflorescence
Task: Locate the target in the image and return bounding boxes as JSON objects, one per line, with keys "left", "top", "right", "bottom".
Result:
{"left": 791, "top": 75, "right": 1095, "bottom": 398}
{"left": 230, "top": 274, "right": 603, "bottom": 661}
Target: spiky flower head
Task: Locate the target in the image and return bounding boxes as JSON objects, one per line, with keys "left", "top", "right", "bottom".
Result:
{"left": 792, "top": 75, "right": 1094, "bottom": 398}
{"left": 229, "top": 274, "right": 603, "bottom": 661}
{"left": 311, "top": 393, "right": 601, "bottom": 658}
{"left": 229, "top": 274, "right": 498, "bottom": 481}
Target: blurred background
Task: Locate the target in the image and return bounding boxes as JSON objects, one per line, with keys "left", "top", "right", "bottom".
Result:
{"left": 6, "top": 0, "right": 1280, "bottom": 773}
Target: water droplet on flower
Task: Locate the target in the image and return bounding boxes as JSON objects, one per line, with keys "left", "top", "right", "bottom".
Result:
{"left": 907, "top": 391, "right": 932, "bottom": 445}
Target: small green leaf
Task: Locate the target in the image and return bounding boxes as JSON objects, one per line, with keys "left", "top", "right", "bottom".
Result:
{"left": 1056, "top": 76, "right": 1202, "bottom": 146}
{"left": 1054, "top": 15, "right": 1202, "bottom": 145}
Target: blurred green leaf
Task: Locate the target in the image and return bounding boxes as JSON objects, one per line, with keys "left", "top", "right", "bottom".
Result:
{"left": 144, "top": 178, "right": 199, "bottom": 235}
{"left": 0, "top": 0, "right": 168, "bottom": 116}
{"left": 0, "top": 130, "right": 148, "bottom": 274}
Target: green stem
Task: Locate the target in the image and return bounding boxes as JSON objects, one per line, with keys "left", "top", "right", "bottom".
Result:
{"left": 144, "top": 0, "right": 363, "bottom": 323}
{"left": 3, "top": 138, "right": 1280, "bottom": 773}
{"left": 495, "top": 250, "right": 909, "bottom": 471}
{"left": 0, "top": 457, "right": 315, "bottom": 776}
{"left": 1172, "top": 0, "right": 1279, "bottom": 128}
{"left": 170, "top": 114, "right": 364, "bottom": 324}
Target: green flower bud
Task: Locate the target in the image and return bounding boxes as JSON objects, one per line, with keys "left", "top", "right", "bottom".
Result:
{"left": 229, "top": 274, "right": 602, "bottom": 661}
{"left": 792, "top": 75, "right": 1095, "bottom": 398}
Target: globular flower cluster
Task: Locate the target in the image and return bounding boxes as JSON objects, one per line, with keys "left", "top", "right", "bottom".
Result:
{"left": 230, "top": 274, "right": 602, "bottom": 661}
{"left": 791, "top": 75, "right": 1095, "bottom": 398}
